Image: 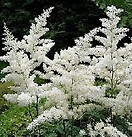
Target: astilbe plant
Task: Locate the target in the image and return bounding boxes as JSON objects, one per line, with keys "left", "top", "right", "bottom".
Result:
{"left": 75, "top": 5, "right": 132, "bottom": 137}
{"left": 0, "top": 7, "right": 55, "bottom": 127}
{"left": 0, "top": 7, "right": 54, "bottom": 104}
{"left": 76, "top": 5, "right": 132, "bottom": 117}
{"left": 0, "top": 5, "right": 132, "bottom": 137}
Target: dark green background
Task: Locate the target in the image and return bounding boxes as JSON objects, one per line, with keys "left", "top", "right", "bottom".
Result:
{"left": 0, "top": 0, "right": 106, "bottom": 58}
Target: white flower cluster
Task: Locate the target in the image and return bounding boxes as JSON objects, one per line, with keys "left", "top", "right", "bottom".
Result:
{"left": 0, "top": 7, "right": 54, "bottom": 106}
{"left": 86, "top": 120, "right": 128, "bottom": 137}
{"left": 0, "top": 5, "right": 132, "bottom": 136}
{"left": 27, "top": 107, "right": 67, "bottom": 130}
{"left": 75, "top": 5, "right": 132, "bottom": 117}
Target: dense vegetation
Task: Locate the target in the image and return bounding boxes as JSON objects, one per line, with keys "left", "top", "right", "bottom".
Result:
{"left": 0, "top": 0, "right": 132, "bottom": 137}
{"left": 0, "top": 1, "right": 105, "bottom": 136}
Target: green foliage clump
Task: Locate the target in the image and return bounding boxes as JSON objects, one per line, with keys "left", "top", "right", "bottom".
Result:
{"left": 0, "top": 82, "right": 14, "bottom": 112}
{"left": 0, "top": 105, "right": 80, "bottom": 137}
{"left": 0, "top": 105, "right": 31, "bottom": 137}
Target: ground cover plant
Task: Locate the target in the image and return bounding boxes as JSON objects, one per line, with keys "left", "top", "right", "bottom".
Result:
{"left": 0, "top": 5, "right": 132, "bottom": 137}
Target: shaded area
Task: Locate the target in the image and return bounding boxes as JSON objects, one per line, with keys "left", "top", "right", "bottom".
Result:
{"left": 0, "top": 0, "right": 106, "bottom": 58}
